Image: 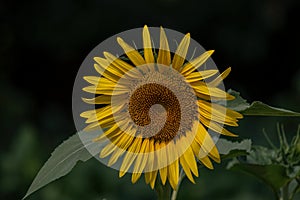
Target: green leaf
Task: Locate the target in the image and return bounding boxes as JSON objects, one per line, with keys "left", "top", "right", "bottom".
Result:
{"left": 242, "top": 101, "right": 300, "bottom": 116}
{"left": 227, "top": 145, "right": 293, "bottom": 193}
{"left": 230, "top": 163, "right": 291, "bottom": 192}
{"left": 226, "top": 89, "right": 250, "bottom": 112}
{"left": 23, "top": 131, "right": 101, "bottom": 199}
{"left": 216, "top": 139, "right": 251, "bottom": 159}
{"left": 247, "top": 146, "right": 278, "bottom": 165}
{"left": 227, "top": 89, "right": 300, "bottom": 116}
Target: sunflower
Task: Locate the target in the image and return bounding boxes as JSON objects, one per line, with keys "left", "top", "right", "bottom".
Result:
{"left": 80, "top": 25, "right": 243, "bottom": 190}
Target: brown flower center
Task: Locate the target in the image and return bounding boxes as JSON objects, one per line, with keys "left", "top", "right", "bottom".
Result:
{"left": 128, "top": 83, "right": 181, "bottom": 142}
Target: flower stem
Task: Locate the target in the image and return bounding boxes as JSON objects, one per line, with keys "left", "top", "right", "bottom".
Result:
{"left": 171, "top": 169, "right": 186, "bottom": 200}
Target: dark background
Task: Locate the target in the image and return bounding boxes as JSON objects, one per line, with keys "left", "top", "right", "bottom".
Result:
{"left": 1, "top": 0, "right": 300, "bottom": 199}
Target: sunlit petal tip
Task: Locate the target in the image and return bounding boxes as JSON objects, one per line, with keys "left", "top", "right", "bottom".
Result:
{"left": 208, "top": 66, "right": 232, "bottom": 87}
{"left": 83, "top": 76, "right": 88, "bottom": 81}
{"left": 229, "top": 133, "right": 238, "bottom": 137}
{"left": 212, "top": 157, "right": 221, "bottom": 164}
{"left": 207, "top": 49, "right": 215, "bottom": 54}
{"left": 172, "top": 33, "right": 191, "bottom": 70}
{"left": 190, "top": 177, "right": 196, "bottom": 184}
{"left": 103, "top": 52, "right": 117, "bottom": 63}
{"left": 200, "top": 157, "right": 214, "bottom": 170}
{"left": 150, "top": 182, "right": 155, "bottom": 189}
{"left": 132, "top": 173, "right": 142, "bottom": 183}
{"left": 143, "top": 25, "right": 154, "bottom": 63}
{"left": 81, "top": 97, "right": 88, "bottom": 103}
{"left": 82, "top": 86, "right": 93, "bottom": 93}
{"left": 93, "top": 56, "right": 101, "bottom": 62}
{"left": 236, "top": 113, "right": 244, "bottom": 119}
{"left": 102, "top": 51, "right": 110, "bottom": 57}
{"left": 79, "top": 111, "right": 90, "bottom": 118}
{"left": 227, "top": 94, "right": 236, "bottom": 100}
{"left": 116, "top": 37, "right": 124, "bottom": 45}
{"left": 119, "top": 170, "right": 126, "bottom": 178}
{"left": 208, "top": 154, "right": 221, "bottom": 164}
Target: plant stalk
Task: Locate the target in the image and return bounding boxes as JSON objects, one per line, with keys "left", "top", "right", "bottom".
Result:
{"left": 171, "top": 169, "right": 186, "bottom": 200}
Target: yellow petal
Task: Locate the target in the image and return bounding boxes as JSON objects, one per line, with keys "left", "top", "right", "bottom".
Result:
{"left": 145, "top": 170, "right": 158, "bottom": 189}
{"left": 198, "top": 100, "right": 242, "bottom": 126}
{"left": 208, "top": 67, "right": 231, "bottom": 87}
{"left": 98, "top": 77, "right": 118, "bottom": 87}
{"left": 149, "top": 170, "right": 158, "bottom": 189}
{"left": 159, "top": 167, "right": 168, "bottom": 185}
{"left": 179, "top": 144, "right": 198, "bottom": 184}
{"left": 167, "top": 141, "right": 179, "bottom": 190}
{"left": 85, "top": 103, "right": 125, "bottom": 124}
{"left": 133, "top": 139, "right": 149, "bottom": 173}
{"left": 199, "top": 155, "right": 214, "bottom": 169}
{"left": 179, "top": 155, "right": 195, "bottom": 183}
{"left": 103, "top": 52, "right": 131, "bottom": 72}
{"left": 108, "top": 134, "right": 134, "bottom": 166}
{"left": 143, "top": 25, "right": 155, "bottom": 63}
{"left": 131, "top": 172, "right": 142, "bottom": 183}
{"left": 157, "top": 142, "right": 168, "bottom": 185}
{"left": 182, "top": 146, "right": 198, "bottom": 177}
{"left": 132, "top": 139, "right": 149, "bottom": 183}
{"left": 94, "top": 57, "right": 124, "bottom": 77}
{"left": 208, "top": 146, "right": 221, "bottom": 163}
{"left": 82, "top": 95, "right": 111, "bottom": 105}
{"left": 199, "top": 116, "right": 237, "bottom": 137}
{"left": 97, "top": 116, "right": 115, "bottom": 128}
{"left": 185, "top": 70, "right": 218, "bottom": 83}
{"left": 172, "top": 33, "right": 190, "bottom": 70}
{"left": 93, "top": 64, "right": 119, "bottom": 83}
{"left": 83, "top": 76, "right": 100, "bottom": 85}
{"left": 199, "top": 100, "right": 243, "bottom": 119}
{"left": 168, "top": 159, "right": 179, "bottom": 190}
{"left": 119, "top": 137, "right": 142, "bottom": 177}
{"left": 108, "top": 148, "right": 124, "bottom": 166}
{"left": 145, "top": 172, "right": 151, "bottom": 184}
{"left": 94, "top": 128, "right": 122, "bottom": 145}
{"left": 191, "top": 139, "right": 201, "bottom": 155}
{"left": 103, "top": 52, "right": 141, "bottom": 78}
{"left": 191, "top": 82, "right": 235, "bottom": 100}
{"left": 194, "top": 121, "right": 217, "bottom": 155}
{"left": 82, "top": 122, "right": 100, "bottom": 131}
{"left": 145, "top": 139, "right": 155, "bottom": 172}
{"left": 117, "top": 37, "right": 146, "bottom": 66}
{"left": 144, "top": 170, "right": 158, "bottom": 189}
{"left": 100, "top": 143, "right": 117, "bottom": 158}
{"left": 180, "top": 50, "right": 214, "bottom": 76}
{"left": 199, "top": 115, "right": 238, "bottom": 137}
{"left": 80, "top": 106, "right": 110, "bottom": 119}
{"left": 85, "top": 106, "right": 112, "bottom": 123}
{"left": 157, "top": 27, "right": 171, "bottom": 66}
{"left": 92, "top": 123, "right": 120, "bottom": 142}
{"left": 80, "top": 109, "right": 97, "bottom": 118}
{"left": 82, "top": 86, "right": 127, "bottom": 95}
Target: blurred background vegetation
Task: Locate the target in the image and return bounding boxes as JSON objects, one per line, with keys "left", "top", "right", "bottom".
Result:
{"left": 1, "top": 0, "right": 300, "bottom": 199}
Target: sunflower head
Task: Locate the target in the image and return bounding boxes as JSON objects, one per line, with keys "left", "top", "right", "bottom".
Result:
{"left": 77, "top": 25, "right": 243, "bottom": 190}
